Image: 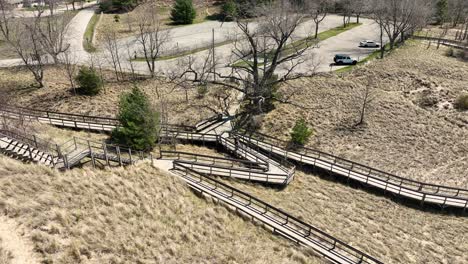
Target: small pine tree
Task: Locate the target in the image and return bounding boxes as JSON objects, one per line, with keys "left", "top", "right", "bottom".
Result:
{"left": 75, "top": 66, "right": 102, "bottom": 96}
{"left": 170, "top": 0, "right": 196, "bottom": 25}
{"left": 222, "top": 0, "right": 237, "bottom": 21}
{"left": 112, "top": 86, "right": 160, "bottom": 151}
{"left": 290, "top": 118, "right": 313, "bottom": 146}
{"left": 435, "top": 0, "right": 448, "bottom": 25}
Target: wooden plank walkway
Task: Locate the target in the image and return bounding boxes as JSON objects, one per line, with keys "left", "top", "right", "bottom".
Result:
{"left": 169, "top": 162, "right": 383, "bottom": 264}
{"left": 235, "top": 132, "right": 468, "bottom": 209}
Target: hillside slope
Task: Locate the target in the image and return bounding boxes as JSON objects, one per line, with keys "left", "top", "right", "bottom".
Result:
{"left": 0, "top": 158, "right": 320, "bottom": 263}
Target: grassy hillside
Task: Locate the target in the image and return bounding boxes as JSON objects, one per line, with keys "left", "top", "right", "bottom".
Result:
{"left": 0, "top": 66, "right": 233, "bottom": 127}
{"left": 0, "top": 157, "right": 322, "bottom": 263}
{"left": 215, "top": 171, "right": 468, "bottom": 264}
{"left": 260, "top": 41, "right": 468, "bottom": 188}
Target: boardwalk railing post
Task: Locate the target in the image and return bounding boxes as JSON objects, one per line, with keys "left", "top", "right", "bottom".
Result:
{"left": 88, "top": 140, "right": 95, "bottom": 168}
{"left": 102, "top": 143, "right": 110, "bottom": 166}
{"left": 27, "top": 145, "right": 33, "bottom": 161}
{"left": 116, "top": 146, "right": 122, "bottom": 166}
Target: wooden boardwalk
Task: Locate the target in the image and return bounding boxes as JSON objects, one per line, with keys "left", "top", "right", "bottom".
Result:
{"left": 235, "top": 132, "right": 468, "bottom": 209}
{"left": 2, "top": 105, "right": 466, "bottom": 263}
{"left": 170, "top": 162, "right": 383, "bottom": 264}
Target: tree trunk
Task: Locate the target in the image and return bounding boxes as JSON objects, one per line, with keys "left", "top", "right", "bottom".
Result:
{"left": 343, "top": 15, "right": 346, "bottom": 28}
{"left": 357, "top": 14, "right": 360, "bottom": 24}
{"left": 314, "top": 22, "right": 319, "bottom": 39}
{"left": 379, "top": 24, "right": 384, "bottom": 59}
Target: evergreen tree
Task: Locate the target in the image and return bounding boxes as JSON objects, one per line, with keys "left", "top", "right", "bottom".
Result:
{"left": 290, "top": 118, "right": 313, "bottom": 145}
{"left": 75, "top": 66, "right": 102, "bottom": 96}
{"left": 222, "top": 0, "right": 238, "bottom": 21}
{"left": 112, "top": 86, "right": 160, "bottom": 151}
{"left": 170, "top": 0, "right": 197, "bottom": 25}
{"left": 435, "top": 0, "right": 448, "bottom": 25}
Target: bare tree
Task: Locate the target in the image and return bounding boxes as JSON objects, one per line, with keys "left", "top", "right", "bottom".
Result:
{"left": 306, "top": 0, "right": 332, "bottom": 39}
{"left": 0, "top": 3, "right": 46, "bottom": 87}
{"left": 11, "top": 17, "right": 47, "bottom": 87}
{"left": 350, "top": 0, "right": 371, "bottom": 24}
{"left": 339, "top": 0, "right": 353, "bottom": 27}
{"left": 371, "top": 0, "right": 431, "bottom": 50}
{"left": 174, "top": 0, "right": 318, "bottom": 129}
{"left": 36, "top": 11, "right": 72, "bottom": 63}
{"left": 0, "top": 0, "right": 12, "bottom": 40}
{"left": 102, "top": 27, "right": 124, "bottom": 81}
{"left": 136, "top": 3, "right": 170, "bottom": 78}
{"left": 60, "top": 50, "right": 78, "bottom": 93}
{"left": 353, "top": 77, "right": 377, "bottom": 127}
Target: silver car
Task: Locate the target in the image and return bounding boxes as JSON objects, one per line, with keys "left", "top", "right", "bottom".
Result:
{"left": 359, "top": 40, "right": 380, "bottom": 48}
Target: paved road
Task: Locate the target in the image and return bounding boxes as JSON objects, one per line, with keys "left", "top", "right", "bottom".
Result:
{"left": 0, "top": 9, "right": 385, "bottom": 77}
{"left": 11, "top": 1, "right": 97, "bottom": 18}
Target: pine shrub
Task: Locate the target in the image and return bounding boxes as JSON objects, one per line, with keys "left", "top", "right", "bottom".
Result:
{"left": 222, "top": 0, "right": 237, "bottom": 21}
{"left": 112, "top": 86, "right": 160, "bottom": 151}
{"left": 170, "top": 0, "right": 196, "bottom": 25}
{"left": 75, "top": 66, "right": 102, "bottom": 96}
{"left": 290, "top": 118, "right": 313, "bottom": 145}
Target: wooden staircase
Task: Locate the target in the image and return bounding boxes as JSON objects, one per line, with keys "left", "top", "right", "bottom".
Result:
{"left": 0, "top": 136, "right": 58, "bottom": 167}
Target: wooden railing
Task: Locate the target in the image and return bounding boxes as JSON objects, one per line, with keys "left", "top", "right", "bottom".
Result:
{"left": 235, "top": 131, "right": 468, "bottom": 208}
{"left": 59, "top": 137, "right": 148, "bottom": 168}
{"left": 173, "top": 162, "right": 383, "bottom": 264}
{"left": 0, "top": 129, "right": 59, "bottom": 166}
{"left": 160, "top": 150, "right": 269, "bottom": 171}
{"left": 195, "top": 113, "right": 223, "bottom": 132}
{"left": 227, "top": 133, "right": 296, "bottom": 178}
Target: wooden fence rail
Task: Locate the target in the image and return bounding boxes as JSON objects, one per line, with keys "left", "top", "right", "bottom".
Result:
{"left": 235, "top": 131, "right": 468, "bottom": 209}
{"left": 173, "top": 162, "right": 383, "bottom": 264}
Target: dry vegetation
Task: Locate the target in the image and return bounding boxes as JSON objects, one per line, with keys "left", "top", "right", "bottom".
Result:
{"left": 0, "top": 240, "right": 12, "bottom": 264}
{"left": 0, "top": 157, "right": 324, "bottom": 263}
{"left": 0, "top": 40, "right": 19, "bottom": 60}
{"left": 215, "top": 170, "right": 468, "bottom": 264}
{"left": 0, "top": 66, "right": 233, "bottom": 126}
{"left": 260, "top": 41, "right": 468, "bottom": 188}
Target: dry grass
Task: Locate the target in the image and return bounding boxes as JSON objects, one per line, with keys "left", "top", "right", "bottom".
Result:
{"left": 260, "top": 41, "right": 468, "bottom": 188}
{"left": 0, "top": 157, "right": 324, "bottom": 263}
{"left": 0, "top": 66, "right": 234, "bottom": 126}
{"left": 29, "top": 122, "right": 109, "bottom": 145}
{"left": 215, "top": 171, "right": 468, "bottom": 264}
{"left": 0, "top": 240, "right": 13, "bottom": 264}
{"left": 0, "top": 40, "right": 19, "bottom": 60}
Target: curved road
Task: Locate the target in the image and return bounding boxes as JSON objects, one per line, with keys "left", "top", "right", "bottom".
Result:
{"left": 0, "top": 8, "right": 385, "bottom": 76}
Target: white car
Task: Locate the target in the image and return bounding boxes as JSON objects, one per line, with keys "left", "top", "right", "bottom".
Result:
{"left": 359, "top": 40, "right": 380, "bottom": 48}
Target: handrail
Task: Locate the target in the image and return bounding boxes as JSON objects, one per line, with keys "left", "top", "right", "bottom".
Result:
{"left": 160, "top": 150, "right": 269, "bottom": 170}
{"left": 173, "top": 162, "right": 382, "bottom": 264}
{"left": 236, "top": 131, "right": 468, "bottom": 201}
{"left": 173, "top": 160, "right": 291, "bottom": 185}
{"left": 0, "top": 132, "right": 57, "bottom": 166}
{"left": 0, "top": 104, "right": 119, "bottom": 125}
{"left": 229, "top": 133, "right": 296, "bottom": 176}
{"left": 412, "top": 35, "right": 466, "bottom": 46}
{"left": 195, "top": 113, "right": 223, "bottom": 132}
{"left": 0, "top": 128, "right": 60, "bottom": 157}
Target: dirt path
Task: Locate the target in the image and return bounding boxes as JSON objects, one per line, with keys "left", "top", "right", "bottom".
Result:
{"left": 0, "top": 217, "right": 39, "bottom": 264}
